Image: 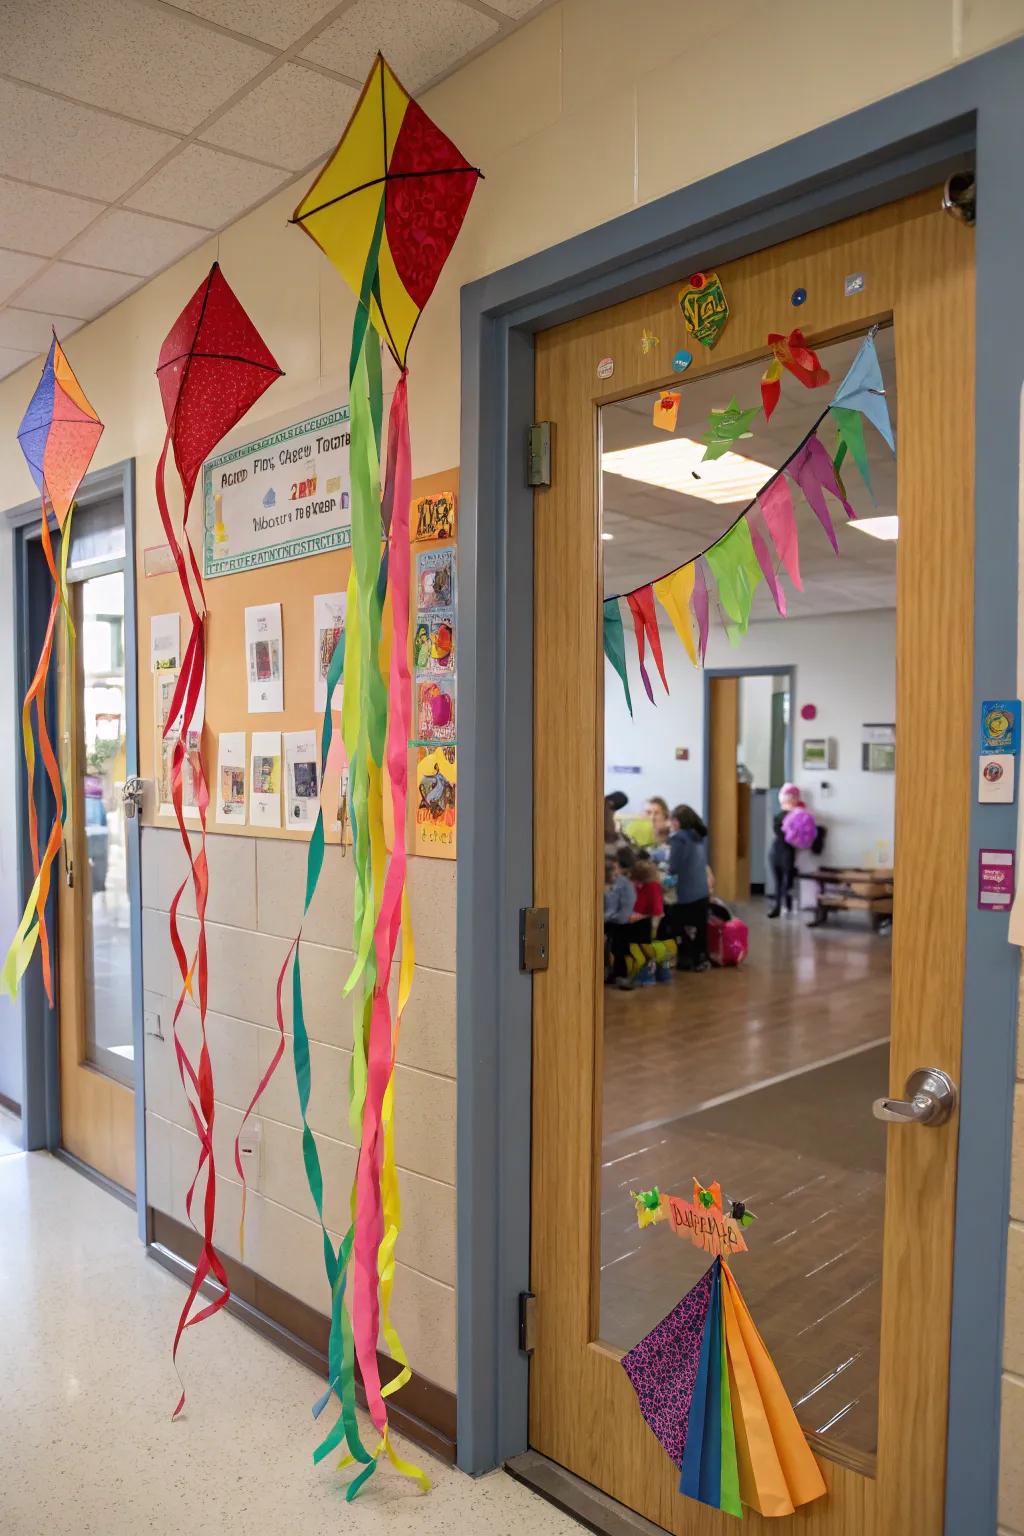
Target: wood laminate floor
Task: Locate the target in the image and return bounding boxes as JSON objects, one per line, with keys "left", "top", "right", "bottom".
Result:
{"left": 599, "top": 904, "right": 892, "bottom": 1464}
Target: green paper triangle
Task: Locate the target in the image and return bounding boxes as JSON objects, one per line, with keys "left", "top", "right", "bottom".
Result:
{"left": 718, "top": 1309, "right": 743, "bottom": 1518}
{"left": 706, "top": 520, "right": 763, "bottom": 636}
{"left": 603, "top": 599, "right": 632, "bottom": 716}
{"left": 831, "top": 406, "right": 873, "bottom": 498}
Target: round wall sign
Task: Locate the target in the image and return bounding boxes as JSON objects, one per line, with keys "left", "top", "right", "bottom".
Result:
{"left": 597, "top": 356, "right": 614, "bottom": 379}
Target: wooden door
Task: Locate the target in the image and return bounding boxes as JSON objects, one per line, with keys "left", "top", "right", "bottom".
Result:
{"left": 532, "top": 192, "right": 972, "bottom": 1533}
{"left": 708, "top": 676, "right": 741, "bottom": 902}
{"left": 57, "top": 541, "right": 136, "bottom": 1192}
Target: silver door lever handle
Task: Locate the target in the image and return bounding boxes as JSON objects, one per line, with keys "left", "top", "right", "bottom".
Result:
{"left": 873, "top": 1067, "right": 957, "bottom": 1126}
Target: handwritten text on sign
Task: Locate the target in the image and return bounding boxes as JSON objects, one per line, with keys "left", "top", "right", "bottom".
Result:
{"left": 663, "top": 1195, "right": 748, "bottom": 1257}
{"left": 203, "top": 406, "right": 351, "bottom": 578}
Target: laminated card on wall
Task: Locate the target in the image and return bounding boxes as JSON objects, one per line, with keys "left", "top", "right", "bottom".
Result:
{"left": 245, "top": 602, "right": 284, "bottom": 713}
{"left": 284, "top": 729, "right": 319, "bottom": 829}
{"left": 216, "top": 732, "right": 247, "bottom": 826}
{"left": 313, "top": 592, "right": 346, "bottom": 713}
{"left": 250, "top": 732, "right": 282, "bottom": 828}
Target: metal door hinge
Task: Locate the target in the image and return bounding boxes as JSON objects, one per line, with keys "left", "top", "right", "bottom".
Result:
{"left": 527, "top": 422, "right": 552, "bottom": 487}
{"left": 519, "top": 907, "right": 549, "bottom": 972}
{"left": 519, "top": 1291, "right": 537, "bottom": 1354}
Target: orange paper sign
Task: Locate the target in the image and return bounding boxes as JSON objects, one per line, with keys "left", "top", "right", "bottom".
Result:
{"left": 652, "top": 390, "right": 681, "bottom": 433}
{"left": 663, "top": 1194, "right": 749, "bottom": 1258}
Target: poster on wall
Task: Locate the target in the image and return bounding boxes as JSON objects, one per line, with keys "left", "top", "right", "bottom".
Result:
{"left": 413, "top": 491, "right": 456, "bottom": 543}
{"left": 313, "top": 591, "right": 346, "bottom": 713}
{"left": 415, "top": 746, "right": 456, "bottom": 858}
{"left": 245, "top": 602, "right": 284, "bottom": 713}
{"left": 216, "top": 732, "right": 247, "bottom": 825}
{"left": 416, "top": 547, "right": 456, "bottom": 610}
{"left": 416, "top": 677, "right": 456, "bottom": 744}
{"left": 250, "top": 731, "right": 282, "bottom": 828}
{"left": 284, "top": 729, "right": 319, "bottom": 829}
{"left": 150, "top": 612, "right": 180, "bottom": 672}
{"left": 202, "top": 406, "right": 351, "bottom": 578}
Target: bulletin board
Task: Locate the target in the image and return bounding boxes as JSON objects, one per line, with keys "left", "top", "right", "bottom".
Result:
{"left": 137, "top": 459, "right": 459, "bottom": 850}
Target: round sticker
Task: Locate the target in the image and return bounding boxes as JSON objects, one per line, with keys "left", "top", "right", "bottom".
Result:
{"left": 800, "top": 703, "right": 817, "bottom": 721}
{"left": 983, "top": 760, "right": 1005, "bottom": 783}
{"left": 687, "top": 272, "right": 707, "bottom": 290}
{"left": 791, "top": 286, "right": 807, "bottom": 306}
{"left": 672, "top": 349, "right": 693, "bottom": 373}
{"left": 597, "top": 356, "right": 614, "bottom": 380}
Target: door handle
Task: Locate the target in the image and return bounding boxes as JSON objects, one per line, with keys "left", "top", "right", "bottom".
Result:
{"left": 121, "top": 777, "right": 145, "bottom": 820}
{"left": 873, "top": 1067, "right": 957, "bottom": 1126}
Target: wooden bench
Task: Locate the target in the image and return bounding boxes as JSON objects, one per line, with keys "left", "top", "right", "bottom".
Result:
{"left": 800, "top": 866, "right": 894, "bottom": 930}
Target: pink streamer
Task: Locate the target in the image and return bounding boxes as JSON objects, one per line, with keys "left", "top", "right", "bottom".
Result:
{"left": 746, "top": 502, "right": 786, "bottom": 616}
{"left": 758, "top": 476, "right": 802, "bottom": 591}
{"left": 788, "top": 434, "right": 855, "bottom": 554}
{"left": 692, "top": 560, "right": 710, "bottom": 661}
{"left": 352, "top": 371, "right": 414, "bottom": 1435}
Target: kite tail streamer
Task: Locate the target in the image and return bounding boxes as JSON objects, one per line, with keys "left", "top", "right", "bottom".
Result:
{"left": 156, "top": 428, "right": 228, "bottom": 1414}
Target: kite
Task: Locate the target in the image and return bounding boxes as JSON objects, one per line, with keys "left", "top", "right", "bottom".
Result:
{"left": 2, "top": 335, "right": 103, "bottom": 1003}
{"left": 288, "top": 53, "right": 481, "bottom": 1498}
{"left": 623, "top": 1183, "right": 826, "bottom": 1518}
{"left": 155, "top": 262, "right": 282, "bottom": 1418}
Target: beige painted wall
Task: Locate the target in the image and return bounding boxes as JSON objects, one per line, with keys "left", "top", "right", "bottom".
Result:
{"left": 1, "top": 0, "right": 1023, "bottom": 1427}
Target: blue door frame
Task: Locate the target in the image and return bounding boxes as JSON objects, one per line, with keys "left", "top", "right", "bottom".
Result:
{"left": 9, "top": 458, "right": 147, "bottom": 1239}
{"left": 458, "top": 41, "right": 1023, "bottom": 1532}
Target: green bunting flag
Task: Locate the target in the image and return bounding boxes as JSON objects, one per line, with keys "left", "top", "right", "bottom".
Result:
{"left": 603, "top": 598, "right": 633, "bottom": 715}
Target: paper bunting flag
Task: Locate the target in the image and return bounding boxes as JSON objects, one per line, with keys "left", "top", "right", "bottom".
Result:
{"left": 702, "top": 397, "right": 759, "bottom": 462}
{"left": 787, "top": 432, "right": 856, "bottom": 554}
{"left": 290, "top": 55, "right": 479, "bottom": 1500}
{"left": 156, "top": 263, "right": 282, "bottom": 1420}
{"left": 603, "top": 598, "right": 632, "bottom": 715}
{"left": 2, "top": 336, "right": 103, "bottom": 1004}
{"left": 692, "top": 558, "right": 711, "bottom": 662}
{"left": 757, "top": 475, "right": 802, "bottom": 591}
{"left": 292, "top": 53, "right": 481, "bottom": 370}
{"left": 652, "top": 390, "right": 680, "bottom": 432}
{"left": 746, "top": 500, "right": 786, "bottom": 616}
{"left": 830, "top": 405, "right": 872, "bottom": 494}
{"left": 705, "top": 521, "right": 762, "bottom": 639}
{"left": 623, "top": 1185, "right": 827, "bottom": 1519}
{"left": 830, "top": 332, "right": 894, "bottom": 450}
{"left": 653, "top": 565, "right": 697, "bottom": 667}
{"left": 627, "top": 586, "right": 668, "bottom": 703}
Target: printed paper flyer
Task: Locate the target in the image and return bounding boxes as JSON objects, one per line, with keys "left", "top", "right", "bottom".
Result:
{"left": 416, "top": 677, "right": 456, "bottom": 744}
{"left": 415, "top": 746, "right": 456, "bottom": 859}
{"left": 216, "top": 732, "right": 247, "bottom": 826}
{"left": 313, "top": 591, "right": 346, "bottom": 713}
{"left": 416, "top": 547, "right": 455, "bottom": 611}
{"left": 284, "top": 729, "right": 319, "bottom": 829}
{"left": 250, "top": 731, "right": 282, "bottom": 828}
{"left": 245, "top": 602, "right": 284, "bottom": 713}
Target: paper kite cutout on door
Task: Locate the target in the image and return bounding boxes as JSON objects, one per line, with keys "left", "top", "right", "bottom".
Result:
{"left": 623, "top": 1182, "right": 827, "bottom": 1519}
{"left": 2, "top": 334, "right": 103, "bottom": 1004}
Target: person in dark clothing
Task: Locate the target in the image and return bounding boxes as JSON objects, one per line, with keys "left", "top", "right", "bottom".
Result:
{"left": 667, "top": 805, "right": 711, "bottom": 971}
{"left": 604, "top": 852, "right": 636, "bottom": 981}
{"left": 768, "top": 782, "right": 802, "bottom": 917}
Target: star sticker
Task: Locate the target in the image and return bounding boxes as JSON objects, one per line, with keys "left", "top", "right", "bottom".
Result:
{"left": 641, "top": 327, "right": 659, "bottom": 355}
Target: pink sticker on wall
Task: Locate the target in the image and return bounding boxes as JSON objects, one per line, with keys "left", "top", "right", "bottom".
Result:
{"left": 978, "top": 849, "right": 1015, "bottom": 912}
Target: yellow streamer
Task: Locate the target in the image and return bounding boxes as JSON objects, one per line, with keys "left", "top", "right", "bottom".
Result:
{"left": 654, "top": 565, "right": 698, "bottom": 666}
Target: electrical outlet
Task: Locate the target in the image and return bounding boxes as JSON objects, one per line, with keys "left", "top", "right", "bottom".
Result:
{"left": 237, "top": 1117, "right": 263, "bottom": 1191}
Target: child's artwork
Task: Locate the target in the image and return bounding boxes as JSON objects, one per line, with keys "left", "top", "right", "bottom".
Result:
{"left": 412, "top": 618, "right": 431, "bottom": 671}
{"left": 413, "top": 490, "right": 456, "bottom": 543}
{"left": 245, "top": 602, "right": 284, "bottom": 712}
{"left": 416, "top": 547, "right": 455, "bottom": 611}
{"left": 216, "top": 731, "right": 247, "bottom": 825}
{"left": 427, "top": 609, "right": 454, "bottom": 673}
{"left": 250, "top": 730, "right": 282, "bottom": 827}
{"left": 313, "top": 591, "right": 346, "bottom": 713}
{"left": 415, "top": 746, "right": 456, "bottom": 859}
{"left": 284, "top": 729, "right": 319, "bottom": 829}
{"left": 417, "top": 677, "right": 456, "bottom": 744}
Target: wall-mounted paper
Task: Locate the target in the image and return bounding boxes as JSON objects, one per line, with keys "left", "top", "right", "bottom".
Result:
{"left": 284, "top": 729, "right": 319, "bottom": 829}
{"left": 313, "top": 592, "right": 346, "bottom": 713}
{"left": 416, "top": 677, "right": 456, "bottom": 744}
{"left": 216, "top": 732, "right": 247, "bottom": 826}
{"left": 250, "top": 731, "right": 282, "bottom": 828}
{"left": 156, "top": 671, "right": 200, "bottom": 820}
{"left": 150, "top": 612, "right": 180, "bottom": 672}
{"left": 413, "top": 491, "right": 456, "bottom": 543}
{"left": 416, "top": 547, "right": 455, "bottom": 610}
{"left": 245, "top": 602, "right": 284, "bottom": 712}
{"left": 415, "top": 745, "right": 456, "bottom": 858}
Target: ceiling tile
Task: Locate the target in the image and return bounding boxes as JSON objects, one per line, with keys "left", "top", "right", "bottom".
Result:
{"left": 0, "top": 0, "right": 272, "bottom": 134}
{"left": 0, "top": 309, "right": 81, "bottom": 352}
{"left": 202, "top": 64, "right": 357, "bottom": 172}
{"left": 15, "top": 262, "right": 142, "bottom": 321}
{"left": 0, "top": 178, "right": 102, "bottom": 258}
{"left": 166, "top": 0, "right": 348, "bottom": 50}
{"left": 64, "top": 209, "right": 210, "bottom": 277}
{"left": 0, "top": 345, "right": 39, "bottom": 383}
{"left": 302, "top": 0, "right": 499, "bottom": 93}
{"left": 0, "top": 78, "right": 177, "bottom": 202}
{"left": 126, "top": 143, "right": 288, "bottom": 227}
{"left": 0, "top": 250, "right": 49, "bottom": 305}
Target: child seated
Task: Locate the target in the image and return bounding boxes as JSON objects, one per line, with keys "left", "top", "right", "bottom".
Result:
{"left": 604, "top": 853, "right": 636, "bottom": 983}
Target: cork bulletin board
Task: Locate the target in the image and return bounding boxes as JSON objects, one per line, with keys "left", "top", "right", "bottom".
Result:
{"left": 137, "top": 448, "right": 458, "bottom": 850}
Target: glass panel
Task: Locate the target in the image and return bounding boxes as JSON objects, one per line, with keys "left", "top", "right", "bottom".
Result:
{"left": 67, "top": 496, "right": 126, "bottom": 572}
{"left": 599, "top": 330, "right": 896, "bottom": 1466}
{"left": 78, "top": 568, "right": 133, "bottom": 1085}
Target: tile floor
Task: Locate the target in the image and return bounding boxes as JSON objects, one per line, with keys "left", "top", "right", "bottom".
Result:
{"left": 0, "top": 1150, "right": 580, "bottom": 1536}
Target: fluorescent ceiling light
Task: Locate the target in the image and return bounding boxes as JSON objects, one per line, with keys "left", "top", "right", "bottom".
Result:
{"left": 601, "top": 531, "right": 614, "bottom": 541}
{"left": 849, "top": 515, "right": 899, "bottom": 541}
{"left": 602, "top": 437, "right": 775, "bottom": 506}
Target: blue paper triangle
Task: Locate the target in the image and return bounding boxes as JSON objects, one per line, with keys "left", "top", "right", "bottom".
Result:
{"left": 829, "top": 335, "right": 894, "bottom": 451}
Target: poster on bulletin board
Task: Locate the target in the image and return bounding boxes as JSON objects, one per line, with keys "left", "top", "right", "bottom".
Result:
{"left": 202, "top": 405, "right": 352, "bottom": 578}
{"left": 415, "top": 746, "right": 456, "bottom": 858}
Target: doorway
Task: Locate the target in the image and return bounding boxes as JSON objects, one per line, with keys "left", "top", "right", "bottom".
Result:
{"left": 13, "top": 467, "right": 143, "bottom": 1196}
{"left": 705, "top": 667, "right": 793, "bottom": 903}
{"left": 531, "top": 193, "right": 972, "bottom": 1532}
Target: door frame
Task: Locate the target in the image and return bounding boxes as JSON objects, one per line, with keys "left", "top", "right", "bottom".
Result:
{"left": 702, "top": 664, "right": 797, "bottom": 829}
{"left": 457, "top": 40, "right": 1024, "bottom": 1534}
{"left": 7, "top": 457, "right": 147, "bottom": 1238}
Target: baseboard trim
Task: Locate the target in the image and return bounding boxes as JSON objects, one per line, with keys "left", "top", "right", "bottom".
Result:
{"left": 54, "top": 1147, "right": 135, "bottom": 1208}
{"left": 0, "top": 1091, "right": 21, "bottom": 1117}
{"left": 148, "top": 1208, "right": 457, "bottom": 1465}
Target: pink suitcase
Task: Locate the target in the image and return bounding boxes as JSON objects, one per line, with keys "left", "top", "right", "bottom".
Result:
{"left": 707, "top": 901, "right": 748, "bottom": 967}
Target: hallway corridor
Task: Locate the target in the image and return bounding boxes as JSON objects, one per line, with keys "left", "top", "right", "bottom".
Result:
{"left": 0, "top": 1150, "right": 575, "bottom": 1536}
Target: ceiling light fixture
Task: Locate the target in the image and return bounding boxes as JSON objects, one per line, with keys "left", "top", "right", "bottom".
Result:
{"left": 602, "top": 437, "right": 776, "bottom": 506}
{"left": 849, "top": 515, "right": 899, "bottom": 541}
{"left": 601, "top": 531, "right": 614, "bottom": 541}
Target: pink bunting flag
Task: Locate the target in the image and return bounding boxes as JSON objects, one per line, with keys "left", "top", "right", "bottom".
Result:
{"left": 745, "top": 502, "right": 786, "bottom": 617}
{"left": 757, "top": 475, "right": 802, "bottom": 591}
{"left": 787, "top": 433, "right": 855, "bottom": 555}
{"left": 691, "top": 560, "right": 711, "bottom": 662}
{"left": 627, "top": 586, "right": 669, "bottom": 698}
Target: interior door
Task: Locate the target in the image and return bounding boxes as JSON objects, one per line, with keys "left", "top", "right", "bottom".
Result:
{"left": 707, "top": 675, "right": 741, "bottom": 902}
{"left": 532, "top": 192, "right": 972, "bottom": 1533}
{"left": 56, "top": 498, "right": 138, "bottom": 1192}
